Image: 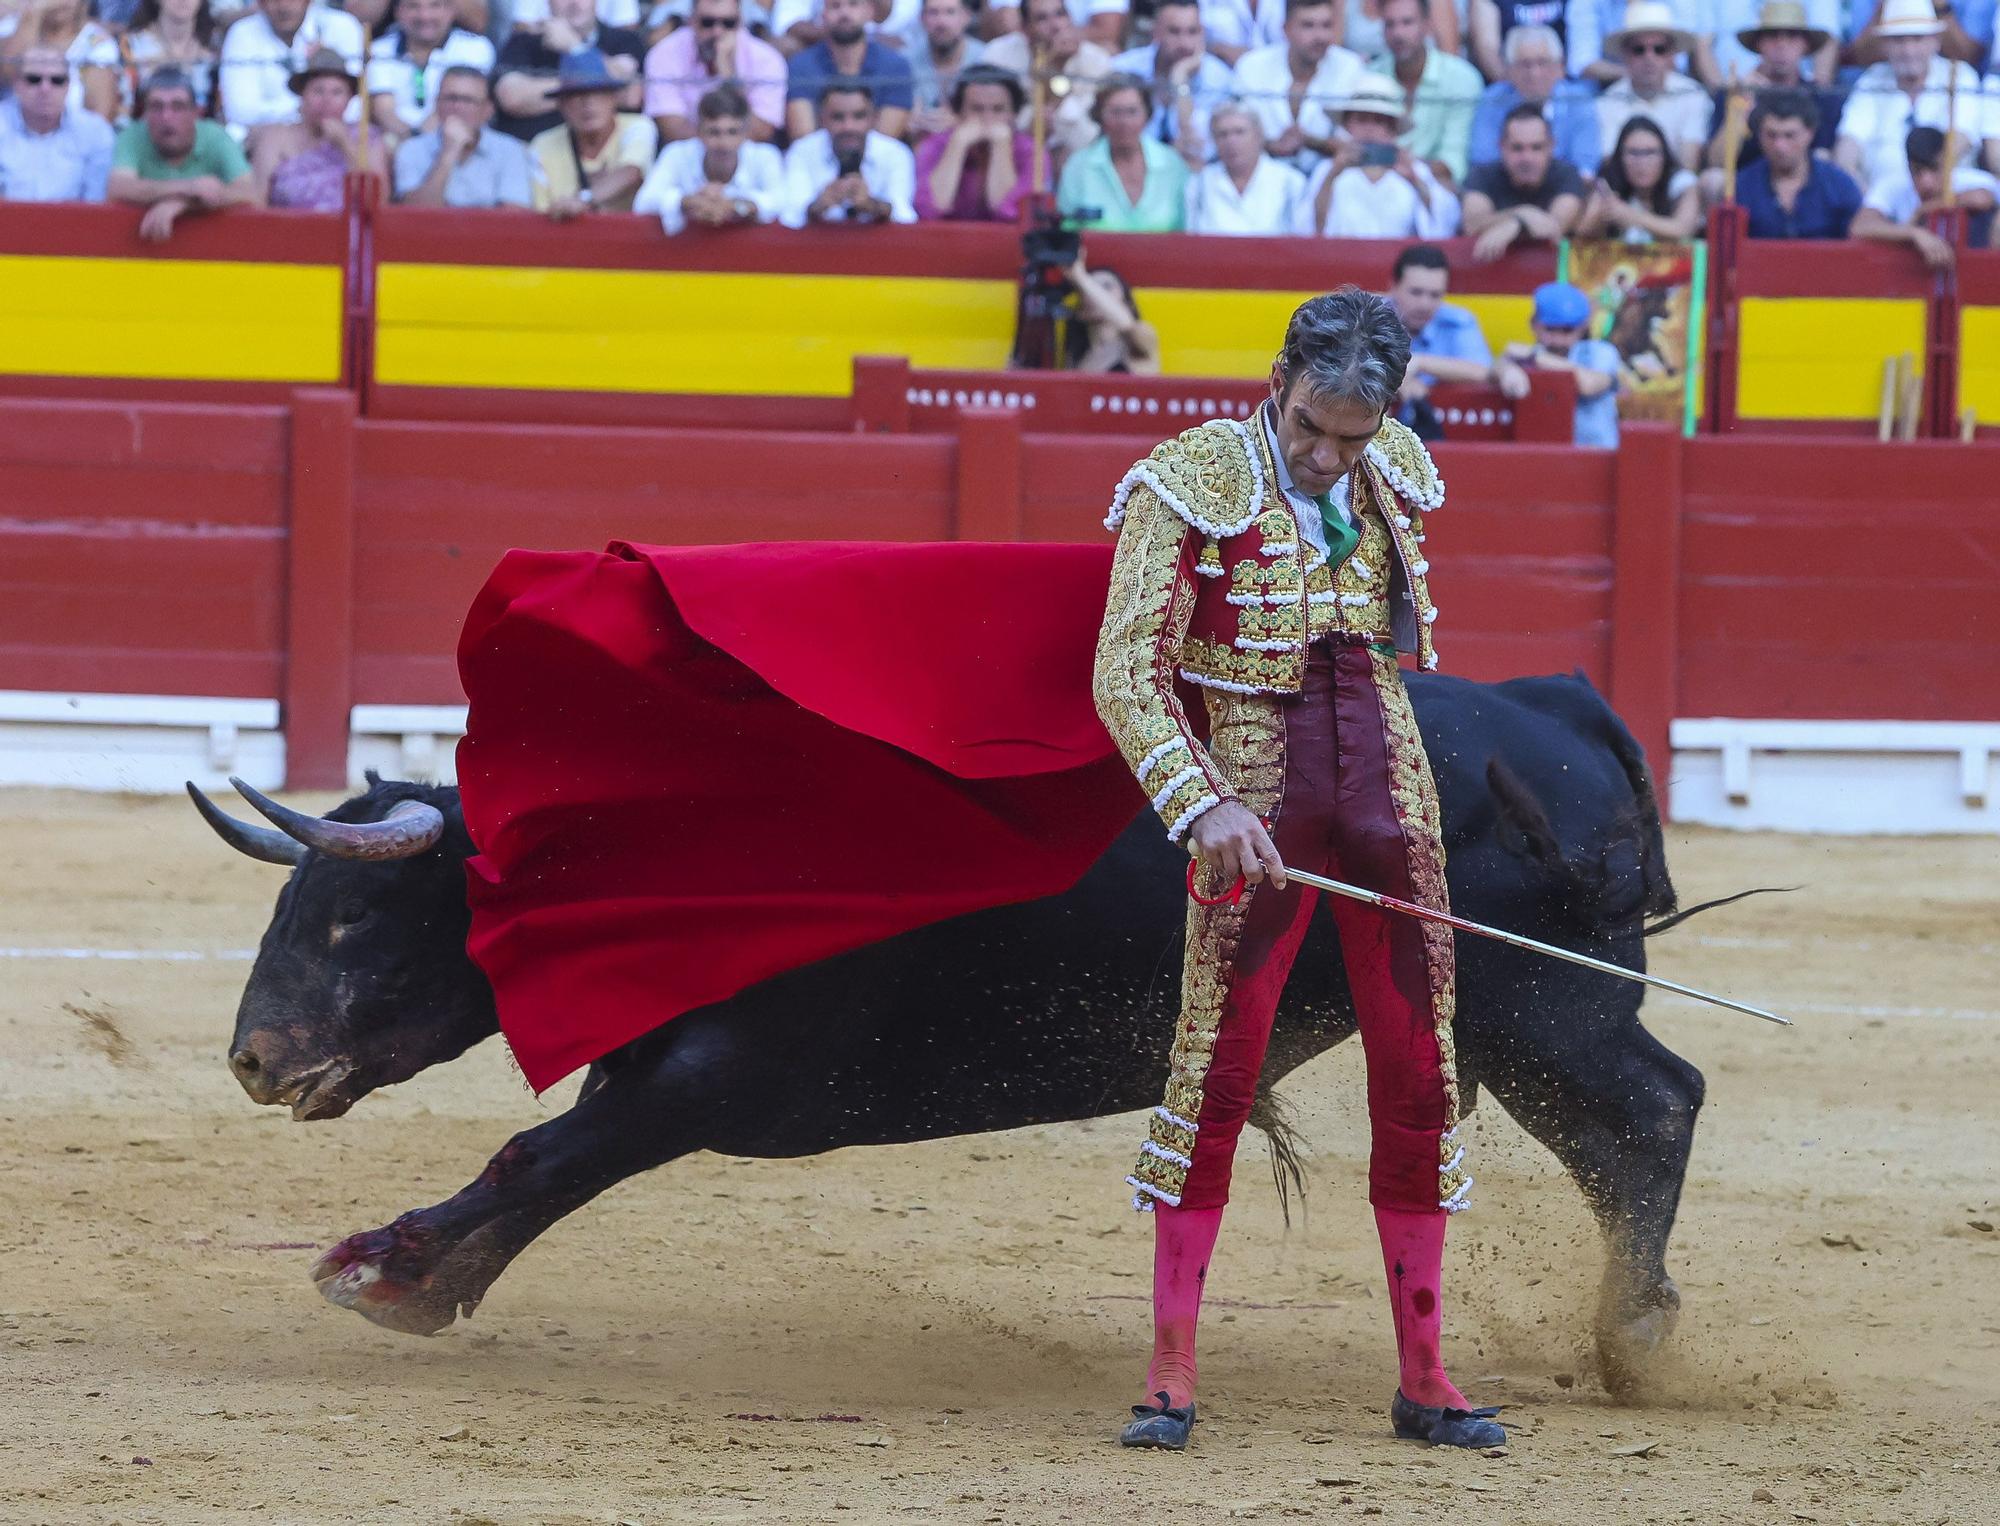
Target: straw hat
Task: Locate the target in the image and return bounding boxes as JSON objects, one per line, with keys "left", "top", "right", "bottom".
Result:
{"left": 1606, "top": 0, "right": 1697, "bottom": 55}
{"left": 1871, "top": 0, "right": 1945, "bottom": 35}
{"left": 1735, "top": 0, "right": 1833, "bottom": 53}
{"left": 1336, "top": 73, "right": 1412, "bottom": 130}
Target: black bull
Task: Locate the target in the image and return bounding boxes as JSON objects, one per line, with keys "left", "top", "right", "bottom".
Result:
{"left": 193, "top": 671, "right": 1714, "bottom": 1394}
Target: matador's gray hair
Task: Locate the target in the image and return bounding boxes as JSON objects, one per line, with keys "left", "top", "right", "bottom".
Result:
{"left": 1274, "top": 287, "right": 1411, "bottom": 416}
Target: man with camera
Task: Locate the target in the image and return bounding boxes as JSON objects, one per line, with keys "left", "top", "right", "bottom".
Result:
{"left": 782, "top": 80, "right": 918, "bottom": 224}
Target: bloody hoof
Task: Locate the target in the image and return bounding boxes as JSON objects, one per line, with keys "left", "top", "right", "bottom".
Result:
{"left": 310, "top": 1219, "right": 477, "bottom": 1337}
{"left": 1119, "top": 1392, "right": 1196, "bottom": 1450}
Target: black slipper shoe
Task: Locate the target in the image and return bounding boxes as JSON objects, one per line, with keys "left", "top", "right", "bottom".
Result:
{"left": 1390, "top": 1389, "right": 1506, "bottom": 1449}
{"left": 1119, "top": 1390, "right": 1197, "bottom": 1450}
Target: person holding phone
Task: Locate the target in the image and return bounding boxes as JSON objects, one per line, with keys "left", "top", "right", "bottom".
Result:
{"left": 781, "top": 80, "right": 917, "bottom": 225}
{"left": 1302, "top": 72, "right": 1459, "bottom": 236}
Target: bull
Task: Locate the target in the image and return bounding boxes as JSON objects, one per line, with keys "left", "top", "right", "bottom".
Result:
{"left": 190, "top": 671, "right": 1716, "bottom": 1395}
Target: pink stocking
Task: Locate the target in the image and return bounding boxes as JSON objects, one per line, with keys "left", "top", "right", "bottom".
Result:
{"left": 1141, "top": 1204, "right": 1224, "bottom": 1408}
{"left": 1373, "top": 1205, "right": 1469, "bottom": 1410}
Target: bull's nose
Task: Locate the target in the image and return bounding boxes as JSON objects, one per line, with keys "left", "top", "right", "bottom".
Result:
{"left": 228, "top": 1041, "right": 280, "bottom": 1102}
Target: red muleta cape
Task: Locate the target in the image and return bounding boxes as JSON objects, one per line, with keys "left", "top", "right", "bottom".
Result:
{"left": 456, "top": 541, "right": 1146, "bottom": 1091}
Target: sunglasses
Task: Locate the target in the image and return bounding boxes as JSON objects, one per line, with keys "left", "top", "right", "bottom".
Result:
{"left": 21, "top": 71, "right": 70, "bottom": 85}
{"left": 1626, "top": 40, "right": 1672, "bottom": 53}
{"left": 697, "top": 13, "right": 740, "bottom": 25}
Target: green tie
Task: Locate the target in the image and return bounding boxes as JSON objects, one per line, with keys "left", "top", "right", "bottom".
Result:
{"left": 1314, "top": 491, "right": 1360, "bottom": 567}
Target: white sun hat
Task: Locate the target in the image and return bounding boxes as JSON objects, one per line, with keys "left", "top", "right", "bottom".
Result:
{"left": 1872, "top": 0, "right": 1946, "bottom": 37}
{"left": 1605, "top": 0, "right": 1698, "bottom": 55}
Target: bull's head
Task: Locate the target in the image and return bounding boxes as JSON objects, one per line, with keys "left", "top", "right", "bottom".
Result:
{"left": 188, "top": 773, "right": 498, "bottom": 1119}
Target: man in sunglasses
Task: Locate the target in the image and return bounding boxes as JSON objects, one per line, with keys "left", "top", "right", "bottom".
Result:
{"left": 1594, "top": 0, "right": 1709, "bottom": 170}
{"left": 646, "top": 0, "right": 787, "bottom": 143}
{"left": 0, "top": 47, "right": 114, "bottom": 203}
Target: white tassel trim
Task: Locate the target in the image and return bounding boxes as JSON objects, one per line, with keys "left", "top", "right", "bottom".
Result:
{"left": 1150, "top": 764, "right": 1207, "bottom": 815}
{"left": 1105, "top": 462, "right": 1258, "bottom": 539}
{"left": 1224, "top": 591, "right": 1263, "bottom": 607}
{"left": 1439, "top": 1146, "right": 1465, "bottom": 1175}
{"left": 1366, "top": 440, "right": 1445, "bottom": 511}
{"left": 1166, "top": 791, "right": 1222, "bottom": 842}
{"left": 1233, "top": 637, "right": 1300, "bottom": 652}
{"left": 1394, "top": 513, "right": 1413, "bottom": 531}
{"left": 1259, "top": 541, "right": 1298, "bottom": 557}
{"left": 1154, "top": 1105, "right": 1199, "bottom": 1132}
{"left": 1178, "top": 668, "right": 1280, "bottom": 696}
{"left": 1301, "top": 541, "right": 1328, "bottom": 574}
{"left": 1193, "top": 558, "right": 1225, "bottom": 577}
{"left": 1307, "top": 589, "right": 1338, "bottom": 605}
{"left": 1410, "top": 559, "right": 1429, "bottom": 576}
{"left": 1337, "top": 592, "right": 1373, "bottom": 608}
{"left": 1348, "top": 557, "right": 1372, "bottom": 580}
{"left": 1220, "top": 417, "right": 1268, "bottom": 516}
{"left": 1140, "top": 1139, "right": 1194, "bottom": 1169}
{"left": 1135, "top": 735, "right": 1191, "bottom": 784}
{"left": 1421, "top": 607, "right": 1439, "bottom": 624}
{"left": 1415, "top": 532, "right": 1426, "bottom": 543}
{"left": 1128, "top": 1177, "right": 1182, "bottom": 1211}
{"left": 1440, "top": 1177, "right": 1474, "bottom": 1214}
{"left": 1421, "top": 651, "right": 1439, "bottom": 671}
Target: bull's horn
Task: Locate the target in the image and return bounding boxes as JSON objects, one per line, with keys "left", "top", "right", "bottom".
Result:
{"left": 229, "top": 777, "right": 445, "bottom": 862}
{"left": 186, "top": 782, "right": 307, "bottom": 866}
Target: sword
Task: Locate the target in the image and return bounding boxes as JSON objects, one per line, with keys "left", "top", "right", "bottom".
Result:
{"left": 1186, "top": 860, "right": 1792, "bottom": 1026}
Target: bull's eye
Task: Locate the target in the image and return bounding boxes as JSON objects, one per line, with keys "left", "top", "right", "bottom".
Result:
{"left": 335, "top": 901, "right": 370, "bottom": 928}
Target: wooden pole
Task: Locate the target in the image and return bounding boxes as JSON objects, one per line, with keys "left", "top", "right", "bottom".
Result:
{"left": 1030, "top": 45, "right": 1049, "bottom": 197}
{"left": 1944, "top": 66, "right": 1960, "bottom": 207}
{"left": 1721, "top": 67, "right": 1750, "bottom": 204}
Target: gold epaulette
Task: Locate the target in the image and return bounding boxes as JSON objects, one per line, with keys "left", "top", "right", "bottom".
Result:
{"left": 1103, "top": 418, "right": 1265, "bottom": 539}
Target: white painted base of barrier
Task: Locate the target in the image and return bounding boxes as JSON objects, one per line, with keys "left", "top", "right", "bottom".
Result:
{"left": 349, "top": 704, "right": 467, "bottom": 788}
{"left": 1670, "top": 719, "right": 2000, "bottom": 834}
{"left": 0, "top": 692, "right": 284, "bottom": 792}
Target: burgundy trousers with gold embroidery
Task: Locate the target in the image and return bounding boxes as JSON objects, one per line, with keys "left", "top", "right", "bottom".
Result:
{"left": 1170, "top": 639, "right": 1462, "bottom": 1215}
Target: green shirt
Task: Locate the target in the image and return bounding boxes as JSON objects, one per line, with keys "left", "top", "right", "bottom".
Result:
{"left": 1055, "top": 135, "right": 1187, "bottom": 234}
{"left": 112, "top": 120, "right": 250, "bottom": 184}
{"left": 1366, "top": 45, "right": 1483, "bottom": 184}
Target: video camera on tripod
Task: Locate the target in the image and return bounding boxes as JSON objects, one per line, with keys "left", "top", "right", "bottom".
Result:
{"left": 1010, "top": 201, "right": 1100, "bottom": 370}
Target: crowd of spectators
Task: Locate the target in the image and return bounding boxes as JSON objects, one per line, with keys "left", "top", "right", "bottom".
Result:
{"left": 0, "top": 0, "right": 1994, "bottom": 255}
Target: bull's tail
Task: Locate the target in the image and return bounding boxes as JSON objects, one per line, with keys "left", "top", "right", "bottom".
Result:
{"left": 1250, "top": 1088, "right": 1309, "bottom": 1227}
{"left": 1644, "top": 885, "right": 1796, "bottom": 936}
{"left": 1598, "top": 710, "right": 1678, "bottom": 922}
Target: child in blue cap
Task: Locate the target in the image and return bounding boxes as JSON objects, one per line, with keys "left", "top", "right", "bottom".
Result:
{"left": 1502, "top": 281, "right": 1622, "bottom": 448}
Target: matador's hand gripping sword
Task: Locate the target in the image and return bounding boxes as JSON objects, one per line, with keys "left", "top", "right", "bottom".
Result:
{"left": 1186, "top": 860, "right": 1793, "bottom": 1027}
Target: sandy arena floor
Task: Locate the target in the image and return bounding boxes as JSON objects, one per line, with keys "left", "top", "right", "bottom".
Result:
{"left": 0, "top": 788, "right": 1995, "bottom": 1525}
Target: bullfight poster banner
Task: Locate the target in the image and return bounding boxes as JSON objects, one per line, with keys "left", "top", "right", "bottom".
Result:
{"left": 1560, "top": 239, "right": 1706, "bottom": 437}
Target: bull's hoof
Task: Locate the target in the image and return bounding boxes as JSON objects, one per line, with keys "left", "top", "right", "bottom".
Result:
{"left": 1597, "top": 1280, "right": 1682, "bottom": 1401}
{"left": 310, "top": 1222, "right": 478, "bottom": 1337}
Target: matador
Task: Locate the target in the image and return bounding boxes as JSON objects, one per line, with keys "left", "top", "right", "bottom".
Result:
{"left": 1091, "top": 289, "right": 1505, "bottom": 1452}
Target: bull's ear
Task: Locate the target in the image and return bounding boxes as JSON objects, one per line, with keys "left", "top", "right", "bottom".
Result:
{"left": 364, "top": 768, "right": 384, "bottom": 787}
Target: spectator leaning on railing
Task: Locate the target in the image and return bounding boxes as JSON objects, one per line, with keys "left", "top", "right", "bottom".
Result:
{"left": 492, "top": 0, "right": 645, "bottom": 142}
{"left": 367, "top": 0, "right": 496, "bottom": 137}
{"left": 1385, "top": 242, "right": 1530, "bottom": 434}
{"left": 1501, "top": 279, "right": 1621, "bottom": 446}
{"left": 784, "top": 0, "right": 914, "bottom": 140}
{"left": 108, "top": 65, "right": 252, "bottom": 240}
{"left": 1370, "top": 0, "right": 1483, "bottom": 183}
{"left": 1110, "top": 0, "right": 1232, "bottom": 165}
{"left": 1738, "top": 87, "right": 1861, "bottom": 236}
{"left": 1469, "top": 22, "right": 1599, "bottom": 173}
{"left": 644, "top": 0, "right": 786, "bottom": 145}
{"left": 393, "top": 61, "right": 537, "bottom": 205}
{"left": 1460, "top": 100, "right": 1583, "bottom": 258}
{"left": 1852, "top": 124, "right": 1997, "bottom": 264}
{"left": 251, "top": 45, "right": 387, "bottom": 208}
{"left": 914, "top": 63, "right": 1043, "bottom": 219}
{"left": 1183, "top": 99, "right": 1311, "bottom": 232}
{"left": 218, "top": 0, "right": 366, "bottom": 130}
{"left": 531, "top": 45, "right": 658, "bottom": 216}
{"left": 1835, "top": 0, "right": 1984, "bottom": 191}
{"left": 1229, "top": 0, "right": 1365, "bottom": 174}
{"left": 1056, "top": 69, "right": 1188, "bottom": 228}
{"left": 1303, "top": 71, "right": 1460, "bottom": 235}
{"left": 0, "top": 45, "right": 113, "bottom": 199}
{"left": 906, "top": 0, "right": 986, "bottom": 136}
{"left": 782, "top": 80, "right": 918, "bottom": 224}
{"left": 634, "top": 81, "right": 784, "bottom": 231}
{"left": 983, "top": 0, "right": 1113, "bottom": 163}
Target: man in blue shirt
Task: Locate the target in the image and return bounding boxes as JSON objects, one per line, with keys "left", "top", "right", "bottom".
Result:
{"left": 1385, "top": 243, "right": 1530, "bottom": 436}
{"left": 1468, "top": 23, "right": 1600, "bottom": 173}
{"left": 1504, "top": 281, "right": 1621, "bottom": 447}
{"left": 785, "top": 0, "right": 914, "bottom": 140}
{"left": 1735, "top": 88, "right": 1861, "bottom": 238}
{"left": 0, "top": 47, "right": 113, "bottom": 202}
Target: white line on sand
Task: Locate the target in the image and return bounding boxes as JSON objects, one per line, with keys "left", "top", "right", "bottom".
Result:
{"left": 0, "top": 947, "right": 256, "bottom": 962}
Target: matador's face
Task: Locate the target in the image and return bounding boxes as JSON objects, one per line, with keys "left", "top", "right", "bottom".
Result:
{"left": 1267, "top": 373, "right": 1384, "bottom": 499}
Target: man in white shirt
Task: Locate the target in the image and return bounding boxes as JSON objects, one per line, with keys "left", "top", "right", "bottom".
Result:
{"left": 984, "top": 0, "right": 1128, "bottom": 51}
{"left": 1111, "top": 0, "right": 1234, "bottom": 165}
{"left": 1594, "top": 0, "right": 1709, "bottom": 170}
{"left": 1303, "top": 72, "right": 1459, "bottom": 236}
{"left": 984, "top": 0, "right": 1115, "bottom": 159}
{"left": 1184, "top": 100, "right": 1309, "bottom": 230}
{"left": 1229, "top": 0, "right": 1365, "bottom": 173}
{"left": 219, "top": 0, "right": 366, "bottom": 130}
{"left": 636, "top": 83, "right": 786, "bottom": 233}
{"left": 1837, "top": 0, "right": 1984, "bottom": 190}
{"left": 783, "top": 81, "right": 918, "bottom": 224}
{"left": 368, "top": 0, "right": 496, "bottom": 136}
{"left": 1198, "top": 0, "right": 1283, "bottom": 63}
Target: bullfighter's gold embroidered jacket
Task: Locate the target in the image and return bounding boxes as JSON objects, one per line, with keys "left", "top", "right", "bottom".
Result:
{"left": 1092, "top": 413, "right": 1445, "bottom": 840}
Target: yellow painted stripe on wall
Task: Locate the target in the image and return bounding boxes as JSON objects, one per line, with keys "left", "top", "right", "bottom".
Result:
{"left": 1957, "top": 306, "right": 2000, "bottom": 423}
{"left": 375, "top": 264, "right": 1019, "bottom": 395}
{"left": 0, "top": 254, "right": 341, "bottom": 382}
{"left": 1737, "top": 297, "right": 1924, "bottom": 420}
